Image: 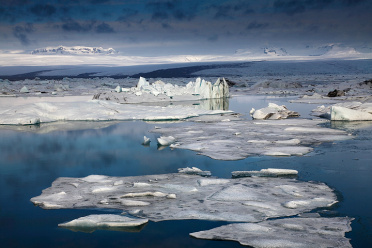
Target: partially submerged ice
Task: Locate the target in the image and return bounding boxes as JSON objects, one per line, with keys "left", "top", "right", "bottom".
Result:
{"left": 154, "top": 117, "right": 350, "bottom": 160}
{"left": 312, "top": 101, "right": 372, "bottom": 121}
{"left": 31, "top": 169, "right": 352, "bottom": 247}
{"left": 190, "top": 217, "right": 353, "bottom": 248}
{"left": 92, "top": 77, "right": 230, "bottom": 104}
{"left": 59, "top": 214, "right": 148, "bottom": 233}
{"left": 250, "top": 103, "right": 300, "bottom": 120}
{"left": 232, "top": 168, "right": 298, "bottom": 178}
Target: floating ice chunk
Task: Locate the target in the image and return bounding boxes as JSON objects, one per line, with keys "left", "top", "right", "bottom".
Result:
{"left": 142, "top": 136, "right": 151, "bottom": 146}
{"left": 283, "top": 197, "right": 337, "bottom": 209}
{"left": 331, "top": 105, "right": 372, "bottom": 121}
{"left": 178, "top": 167, "right": 211, "bottom": 177}
{"left": 232, "top": 168, "right": 298, "bottom": 178}
{"left": 157, "top": 136, "right": 175, "bottom": 146}
{"left": 58, "top": 214, "right": 148, "bottom": 231}
{"left": 115, "top": 85, "right": 122, "bottom": 93}
{"left": 20, "top": 86, "right": 29, "bottom": 93}
{"left": 190, "top": 217, "right": 353, "bottom": 248}
{"left": 250, "top": 103, "right": 300, "bottom": 120}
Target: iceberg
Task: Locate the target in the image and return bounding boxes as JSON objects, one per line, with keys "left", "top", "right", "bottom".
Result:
{"left": 157, "top": 136, "right": 176, "bottom": 146}
{"left": 331, "top": 105, "right": 372, "bottom": 121}
{"left": 250, "top": 103, "right": 300, "bottom": 120}
{"left": 93, "top": 77, "right": 230, "bottom": 104}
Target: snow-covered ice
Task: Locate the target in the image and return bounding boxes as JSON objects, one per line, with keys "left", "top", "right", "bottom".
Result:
{"left": 311, "top": 101, "right": 372, "bottom": 121}
{"left": 190, "top": 217, "right": 353, "bottom": 248}
{"left": 0, "top": 97, "right": 231, "bottom": 125}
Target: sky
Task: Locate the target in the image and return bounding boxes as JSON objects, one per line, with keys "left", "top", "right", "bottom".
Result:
{"left": 0, "top": 0, "right": 372, "bottom": 56}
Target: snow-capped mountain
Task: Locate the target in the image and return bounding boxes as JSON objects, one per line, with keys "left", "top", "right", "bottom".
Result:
{"left": 234, "top": 47, "right": 289, "bottom": 57}
{"left": 30, "top": 46, "right": 118, "bottom": 55}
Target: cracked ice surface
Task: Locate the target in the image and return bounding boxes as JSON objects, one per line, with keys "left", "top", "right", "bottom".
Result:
{"left": 0, "top": 98, "right": 231, "bottom": 125}
{"left": 190, "top": 217, "right": 352, "bottom": 248}
{"left": 31, "top": 172, "right": 337, "bottom": 223}
{"left": 154, "top": 118, "right": 350, "bottom": 160}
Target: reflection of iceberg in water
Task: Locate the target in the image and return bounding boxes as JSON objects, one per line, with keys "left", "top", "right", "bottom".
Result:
{"left": 195, "top": 97, "right": 230, "bottom": 111}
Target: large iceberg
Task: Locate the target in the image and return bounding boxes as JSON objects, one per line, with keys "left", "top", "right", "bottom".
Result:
{"left": 92, "top": 77, "right": 230, "bottom": 104}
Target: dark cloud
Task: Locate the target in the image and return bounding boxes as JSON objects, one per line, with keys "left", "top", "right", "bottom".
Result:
{"left": 29, "top": 4, "right": 56, "bottom": 17}
{"left": 273, "top": 0, "right": 335, "bottom": 16}
{"left": 13, "top": 23, "right": 34, "bottom": 46}
{"left": 207, "top": 34, "right": 219, "bottom": 42}
{"left": 95, "top": 22, "right": 115, "bottom": 33}
{"left": 0, "top": 0, "right": 29, "bottom": 6}
{"left": 62, "top": 21, "right": 94, "bottom": 32}
{"left": 146, "top": 0, "right": 196, "bottom": 21}
{"left": 117, "top": 8, "right": 139, "bottom": 22}
{"left": 246, "top": 21, "right": 269, "bottom": 30}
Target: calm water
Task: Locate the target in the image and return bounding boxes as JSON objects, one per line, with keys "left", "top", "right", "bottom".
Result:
{"left": 0, "top": 96, "right": 371, "bottom": 247}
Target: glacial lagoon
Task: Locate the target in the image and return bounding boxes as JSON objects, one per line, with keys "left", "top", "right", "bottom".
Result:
{"left": 0, "top": 96, "right": 372, "bottom": 247}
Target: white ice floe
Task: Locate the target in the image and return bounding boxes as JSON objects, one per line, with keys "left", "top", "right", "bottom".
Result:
{"left": 93, "top": 77, "right": 230, "bottom": 104}
{"left": 0, "top": 97, "right": 231, "bottom": 125}
{"left": 250, "top": 103, "right": 300, "bottom": 120}
{"left": 31, "top": 170, "right": 351, "bottom": 247}
{"left": 157, "top": 136, "right": 176, "bottom": 146}
{"left": 190, "top": 217, "right": 353, "bottom": 248}
{"left": 58, "top": 214, "right": 148, "bottom": 231}
{"left": 31, "top": 170, "right": 337, "bottom": 222}
{"left": 154, "top": 118, "right": 350, "bottom": 160}
{"left": 232, "top": 168, "right": 298, "bottom": 178}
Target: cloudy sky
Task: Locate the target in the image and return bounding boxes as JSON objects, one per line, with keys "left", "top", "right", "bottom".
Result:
{"left": 0, "top": 0, "right": 371, "bottom": 56}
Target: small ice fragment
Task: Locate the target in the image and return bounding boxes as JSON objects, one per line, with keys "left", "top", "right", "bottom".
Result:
{"left": 58, "top": 214, "right": 148, "bottom": 229}
{"left": 20, "top": 86, "right": 29, "bottom": 93}
{"left": 115, "top": 85, "right": 122, "bottom": 93}
{"left": 178, "top": 167, "right": 211, "bottom": 177}
{"left": 142, "top": 136, "right": 151, "bottom": 146}
{"left": 157, "top": 136, "right": 175, "bottom": 146}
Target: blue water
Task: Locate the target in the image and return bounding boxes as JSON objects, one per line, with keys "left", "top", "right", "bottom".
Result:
{"left": 0, "top": 96, "right": 371, "bottom": 247}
